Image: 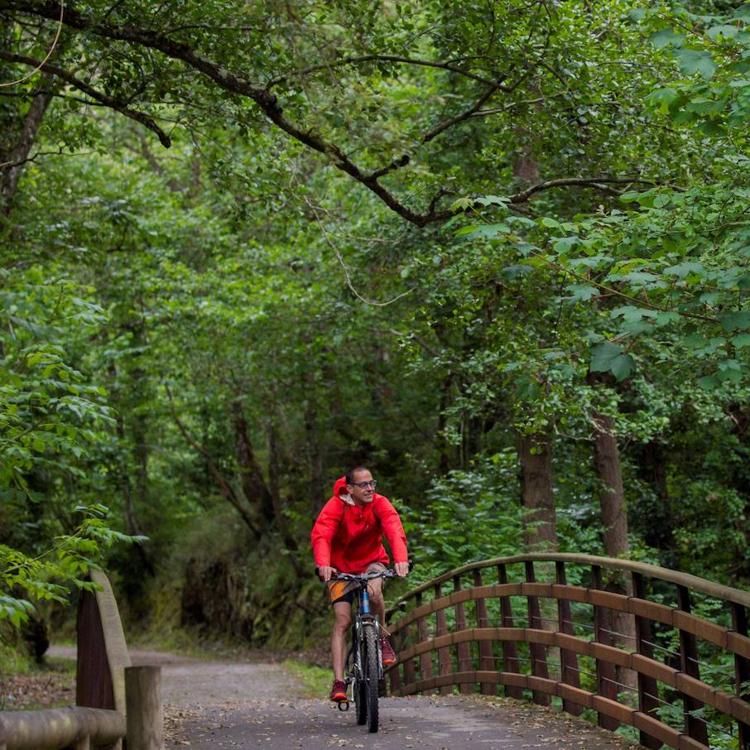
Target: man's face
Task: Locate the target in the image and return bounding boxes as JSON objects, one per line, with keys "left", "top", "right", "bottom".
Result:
{"left": 347, "top": 469, "right": 375, "bottom": 505}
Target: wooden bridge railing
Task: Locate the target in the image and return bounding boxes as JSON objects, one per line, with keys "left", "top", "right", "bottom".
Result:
{"left": 385, "top": 554, "right": 750, "bottom": 750}
{"left": 0, "top": 569, "right": 161, "bottom": 750}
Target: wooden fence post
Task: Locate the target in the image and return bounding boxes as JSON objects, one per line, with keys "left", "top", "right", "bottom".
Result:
{"left": 125, "top": 665, "right": 163, "bottom": 750}
{"left": 676, "top": 585, "right": 709, "bottom": 745}
{"left": 473, "top": 568, "right": 495, "bottom": 695}
{"left": 591, "top": 565, "right": 618, "bottom": 730}
{"left": 632, "top": 572, "right": 661, "bottom": 750}
{"left": 402, "top": 617, "right": 416, "bottom": 689}
{"left": 525, "top": 561, "right": 549, "bottom": 706}
{"left": 415, "top": 591, "right": 432, "bottom": 686}
{"left": 555, "top": 561, "right": 582, "bottom": 716}
{"left": 498, "top": 563, "right": 523, "bottom": 699}
{"left": 434, "top": 582, "right": 452, "bottom": 695}
{"left": 454, "top": 574, "right": 472, "bottom": 694}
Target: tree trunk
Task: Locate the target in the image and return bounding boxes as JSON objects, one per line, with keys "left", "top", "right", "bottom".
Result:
{"left": 517, "top": 431, "right": 557, "bottom": 551}
{"left": 590, "top": 403, "right": 636, "bottom": 675}
{"left": 591, "top": 410, "right": 629, "bottom": 558}
{"left": 232, "top": 399, "right": 275, "bottom": 524}
{"left": 1, "top": 81, "right": 53, "bottom": 215}
{"left": 267, "top": 424, "right": 303, "bottom": 576}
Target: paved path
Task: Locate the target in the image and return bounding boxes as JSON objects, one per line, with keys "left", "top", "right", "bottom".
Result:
{"left": 168, "top": 692, "right": 640, "bottom": 750}
{"left": 49, "top": 647, "right": 640, "bottom": 750}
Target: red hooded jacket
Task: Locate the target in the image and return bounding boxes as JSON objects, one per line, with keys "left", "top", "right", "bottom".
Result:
{"left": 311, "top": 477, "right": 408, "bottom": 573}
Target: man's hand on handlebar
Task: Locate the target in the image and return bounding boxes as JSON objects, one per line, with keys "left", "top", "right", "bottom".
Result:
{"left": 318, "top": 565, "right": 336, "bottom": 582}
{"left": 394, "top": 561, "right": 409, "bottom": 577}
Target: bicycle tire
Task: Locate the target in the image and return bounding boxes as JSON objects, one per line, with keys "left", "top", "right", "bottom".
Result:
{"left": 364, "top": 625, "right": 380, "bottom": 733}
{"left": 353, "top": 640, "right": 367, "bottom": 725}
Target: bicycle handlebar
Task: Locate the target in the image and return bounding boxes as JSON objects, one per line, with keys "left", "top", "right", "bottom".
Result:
{"left": 314, "top": 560, "right": 413, "bottom": 582}
{"left": 331, "top": 568, "right": 397, "bottom": 582}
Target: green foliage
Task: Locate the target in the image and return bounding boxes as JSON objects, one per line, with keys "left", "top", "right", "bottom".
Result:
{"left": 2, "top": 0, "right": 750, "bottom": 659}
{"left": 405, "top": 455, "right": 524, "bottom": 582}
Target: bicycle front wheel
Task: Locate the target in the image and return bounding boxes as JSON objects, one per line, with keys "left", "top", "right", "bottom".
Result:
{"left": 364, "top": 625, "right": 380, "bottom": 733}
{"left": 354, "top": 644, "right": 367, "bottom": 725}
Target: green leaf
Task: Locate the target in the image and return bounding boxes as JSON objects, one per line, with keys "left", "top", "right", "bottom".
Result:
{"left": 720, "top": 311, "right": 750, "bottom": 331}
{"left": 650, "top": 29, "right": 686, "bottom": 49}
{"left": 663, "top": 261, "right": 704, "bottom": 278}
{"left": 655, "top": 311, "right": 681, "bottom": 326}
{"left": 731, "top": 333, "right": 750, "bottom": 348}
{"left": 540, "top": 217, "right": 561, "bottom": 229}
{"left": 473, "top": 195, "right": 510, "bottom": 208}
{"left": 590, "top": 342, "right": 634, "bottom": 381}
{"left": 706, "top": 25, "right": 738, "bottom": 41}
{"left": 610, "top": 352, "right": 636, "bottom": 380}
{"left": 553, "top": 236, "right": 580, "bottom": 253}
{"left": 457, "top": 223, "right": 511, "bottom": 239}
{"left": 718, "top": 359, "right": 743, "bottom": 383}
{"left": 626, "top": 9, "right": 646, "bottom": 24}
{"left": 674, "top": 49, "right": 717, "bottom": 81}
{"left": 698, "top": 374, "right": 720, "bottom": 390}
{"left": 611, "top": 305, "right": 653, "bottom": 322}
{"left": 565, "top": 284, "right": 598, "bottom": 302}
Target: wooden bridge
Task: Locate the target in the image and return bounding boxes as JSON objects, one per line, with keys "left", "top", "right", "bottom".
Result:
{"left": 386, "top": 553, "right": 750, "bottom": 750}
{"left": 4, "top": 554, "right": 750, "bottom": 749}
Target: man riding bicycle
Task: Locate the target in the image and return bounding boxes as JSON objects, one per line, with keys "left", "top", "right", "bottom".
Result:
{"left": 311, "top": 466, "right": 409, "bottom": 703}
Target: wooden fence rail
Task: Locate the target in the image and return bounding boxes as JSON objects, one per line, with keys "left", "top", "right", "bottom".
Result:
{"left": 385, "top": 553, "right": 750, "bottom": 750}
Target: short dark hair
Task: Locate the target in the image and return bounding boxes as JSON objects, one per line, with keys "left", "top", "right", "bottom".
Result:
{"left": 345, "top": 466, "right": 370, "bottom": 484}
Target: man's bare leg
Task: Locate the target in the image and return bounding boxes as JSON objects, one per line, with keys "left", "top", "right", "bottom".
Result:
{"left": 367, "top": 577, "right": 388, "bottom": 634}
{"left": 332, "top": 601, "right": 351, "bottom": 681}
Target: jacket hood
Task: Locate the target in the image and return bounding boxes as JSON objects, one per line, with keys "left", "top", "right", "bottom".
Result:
{"left": 333, "top": 476, "right": 355, "bottom": 506}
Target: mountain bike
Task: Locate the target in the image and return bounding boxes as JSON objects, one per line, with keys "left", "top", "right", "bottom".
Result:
{"left": 332, "top": 568, "right": 396, "bottom": 733}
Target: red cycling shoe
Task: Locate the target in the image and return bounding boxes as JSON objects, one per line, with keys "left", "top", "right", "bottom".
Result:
{"left": 381, "top": 636, "right": 398, "bottom": 667}
{"left": 330, "top": 679, "right": 348, "bottom": 702}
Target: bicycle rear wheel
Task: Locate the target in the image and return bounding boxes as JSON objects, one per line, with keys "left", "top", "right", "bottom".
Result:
{"left": 364, "top": 625, "right": 380, "bottom": 733}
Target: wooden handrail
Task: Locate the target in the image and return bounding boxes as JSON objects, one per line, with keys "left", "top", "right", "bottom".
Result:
{"left": 389, "top": 553, "right": 750, "bottom": 610}
{"left": 0, "top": 706, "right": 125, "bottom": 750}
{"left": 386, "top": 554, "right": 750, "bottom": 750}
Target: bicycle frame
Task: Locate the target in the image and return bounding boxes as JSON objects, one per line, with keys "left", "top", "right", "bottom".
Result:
{"left": 349, "top": 584, "right": 383, "bottom": 694}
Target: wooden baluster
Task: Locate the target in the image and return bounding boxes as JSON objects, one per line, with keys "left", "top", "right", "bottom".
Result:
{"left": 415, "top": 591, "right": 432, "bottom": 688}
{"left": 592, "top": 565, "right": 618, "bottom": 730}
{"left": 402, "top": 616, "right": 416, "bottom": 690}
{"left": 454, "top": 574, "right": 472, "bottom": 694}
{"left": 555, "top": 561, "right": 582, "bottom": 716}
{"left": 732, "top": 603, "right": 750, "bottom": 750}
{"left": 473, "top": 568, "right": 495, "bottom": 695}
{"left": 434, "top": 582, "right": 452, "bottom": 695}
{"left": 386, "top": 605, "right": 401, "bottom": 695}
{"left": 498, "top": 563, "right": 523, "bottom": 699}
{"left": 525, "top": 561, "right": 549, "bottom": 706}
{"left": 388, "top": 631, "right": 402, "bottom": 696}
{"left": 632, "top": 572, "right": 661, "bottom": 750}
{"left": 677, "top": 585, "right": 709, "bottom": 745}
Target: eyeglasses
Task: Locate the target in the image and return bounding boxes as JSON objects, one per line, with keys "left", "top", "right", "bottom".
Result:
{"left": 349, "top": 480, "right": 377, "bottom": 489}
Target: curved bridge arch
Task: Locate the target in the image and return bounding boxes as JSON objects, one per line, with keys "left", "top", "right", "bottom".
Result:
{"left": 385, "top": 554, "right": 750, "bottom": 750}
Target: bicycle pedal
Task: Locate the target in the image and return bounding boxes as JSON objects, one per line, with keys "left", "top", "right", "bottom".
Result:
{"left": 337, "top": 700, "right": 350, "bottom": 712}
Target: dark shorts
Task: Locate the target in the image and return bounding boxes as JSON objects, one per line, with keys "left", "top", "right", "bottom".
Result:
{"left": 327, "top": 562, "right": 386, "bottom": 606}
